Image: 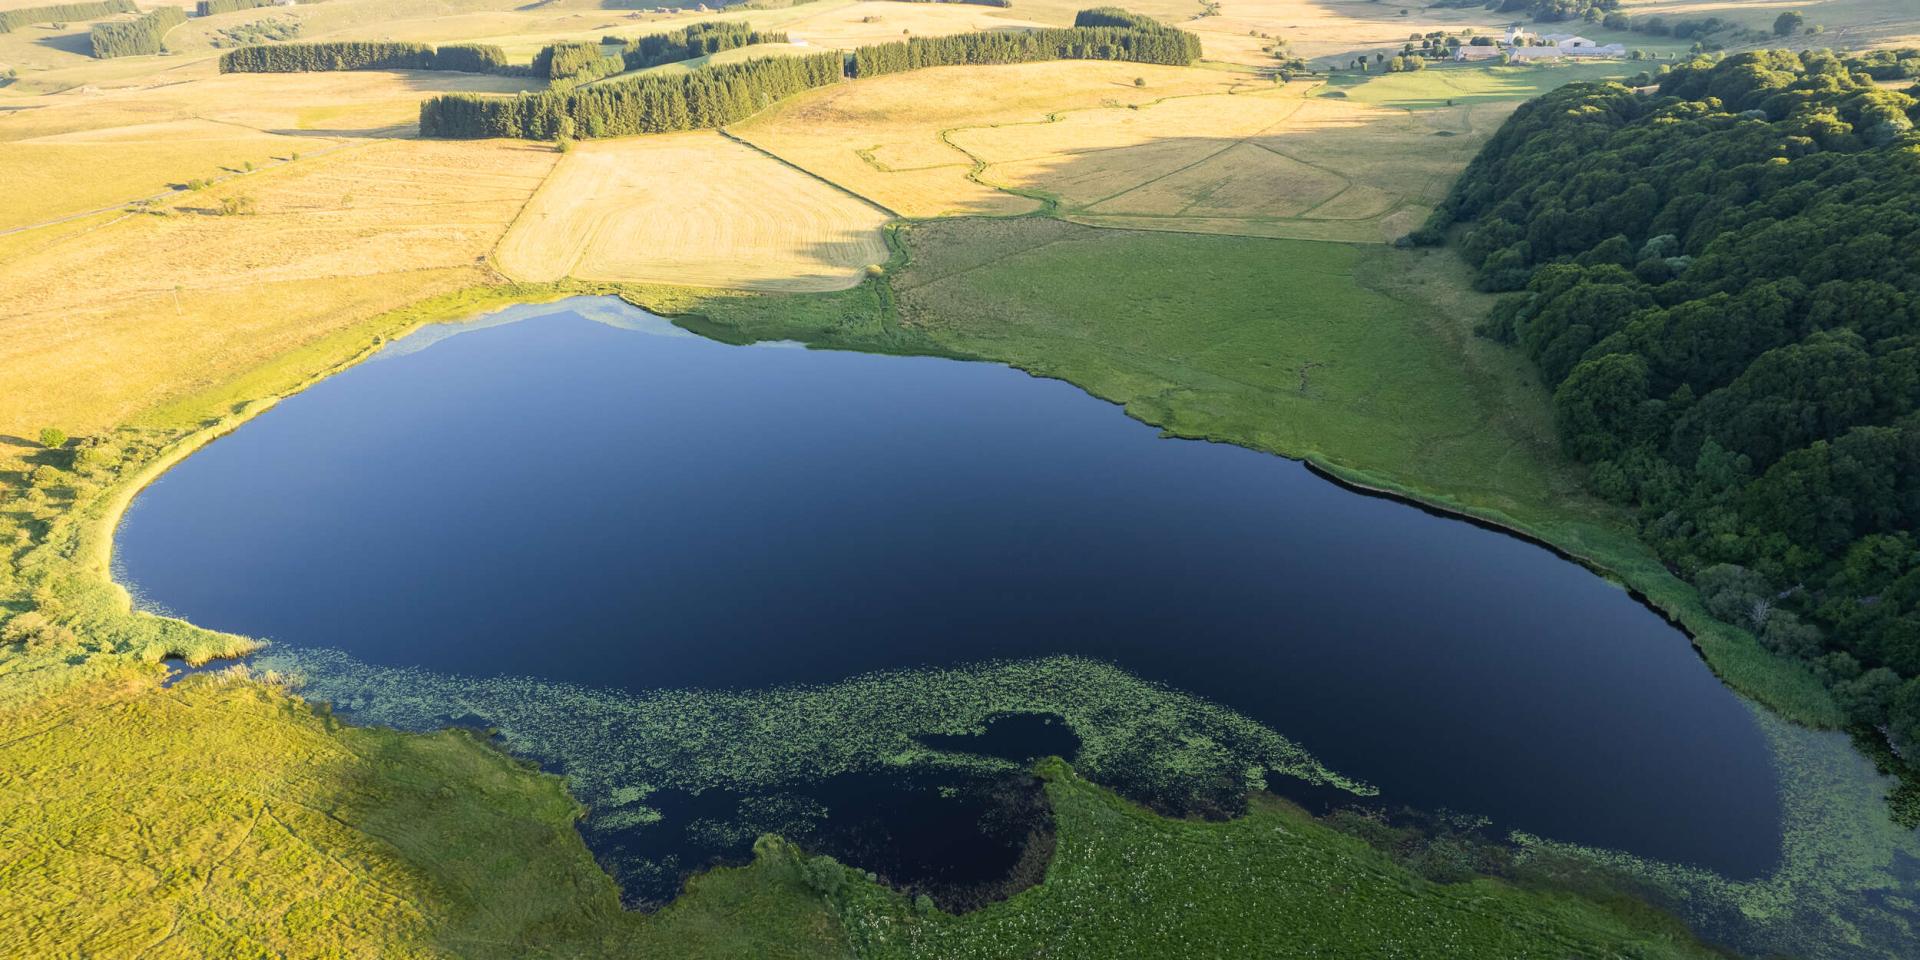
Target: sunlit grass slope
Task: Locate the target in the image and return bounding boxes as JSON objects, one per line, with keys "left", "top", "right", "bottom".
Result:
{"left": 0, "top": 663, "right": 848, "bottom": 959}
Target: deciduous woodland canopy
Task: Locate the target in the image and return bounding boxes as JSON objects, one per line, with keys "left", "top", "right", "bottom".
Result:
{"left": 0, "top": 0, "right": 131, "bottom": 33}
{"left": 1425, "top": 50, "right": 1920, "bottom": 751}
{"left": 88, "top": 5, "right": 185, "bottom": 59}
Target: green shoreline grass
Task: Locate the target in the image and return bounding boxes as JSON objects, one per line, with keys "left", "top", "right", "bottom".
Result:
{"left": 0, "top": 218, "right": 1894, "bottom": 956}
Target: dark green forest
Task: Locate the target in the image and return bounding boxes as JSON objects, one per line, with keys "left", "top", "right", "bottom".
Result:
{"left": 196, "top": 0, "right": 279, "bottom": 16}
{"left": 419, "top": 52, "right": 844, "bottom": 139}
{"left": 1423, "top": 51, "right": 1920, "bottom": 752}
{"left": 620, "top": 20, "right": 786, "bottom": 70}
{"left": 421, "top": 15, "right": 1199, "bottom": 138}
{"left": 532, "top": 41, "right": 623, "bottom": 84}
{"left": 847, "top": 23, "right": 1198, "bottom": 77}
{"left": 0, "top": 0, "right": 132, "bottom": 33}
{"left": 218, "top": 41, "right": 510, "bottom": 73}
{"left": 89, "top": 6, "right": 185, "bottom": 59}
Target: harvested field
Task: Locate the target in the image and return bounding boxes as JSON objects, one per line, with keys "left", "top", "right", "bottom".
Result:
{"left": 0, "top": 138, "right": 556, "bottom": 440}
{"left": 0, "top": 70, "right": 535, "bottom": 230}
{"left": 934, "top": 78, "right": 1513, "bottom": 243}
{"left": 730, "top": 61, "right": 1265, "bottom": 218}
{"left": 494, "top": 132, "right": 890, "bottom": 292}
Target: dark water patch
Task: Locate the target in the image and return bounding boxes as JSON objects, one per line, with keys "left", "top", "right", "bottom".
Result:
{"left": 116, "top": 297, "right": 1782, "bottom": 881}
{"left": 917, "top": 712, "right": 1079, "bottom": 765}
{"left": 594, "top": 770, "right": 1052, "bottom": 911}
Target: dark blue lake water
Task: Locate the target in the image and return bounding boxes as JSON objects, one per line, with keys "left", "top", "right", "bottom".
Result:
{"left": 115, "top": 297, "right": 1781, "bottom": 883}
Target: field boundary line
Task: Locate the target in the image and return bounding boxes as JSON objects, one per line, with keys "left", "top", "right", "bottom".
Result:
{"left": 717, "top": 127, "right": 903, "bottom": 219}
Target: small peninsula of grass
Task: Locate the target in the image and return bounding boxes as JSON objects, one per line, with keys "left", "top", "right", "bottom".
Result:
{"left": 832, "top": 759, "right": 1716, "bottom": 960}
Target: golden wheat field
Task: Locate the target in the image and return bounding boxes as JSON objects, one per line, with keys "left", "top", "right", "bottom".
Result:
{"left": 494, "top": 131, "right": 891, "bottom": 292}
{"left": 0, "top": 138, "right": 554, "bottom": 441}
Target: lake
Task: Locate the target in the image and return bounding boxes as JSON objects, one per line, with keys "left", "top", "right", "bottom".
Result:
{"left": 115, "top": 297, "right": 1781, "bottom": 899}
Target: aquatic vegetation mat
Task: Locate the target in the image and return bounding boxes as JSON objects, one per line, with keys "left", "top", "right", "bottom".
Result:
{"left": 261, "top": 648, "right": 1373, "bottom": 903}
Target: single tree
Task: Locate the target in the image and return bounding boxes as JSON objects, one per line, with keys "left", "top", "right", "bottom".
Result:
{"left": 38, "top": 427, "right": 66, "bottom": 450}
{"left": 1773, "top": 10, "right": 1805, "bottom": 36}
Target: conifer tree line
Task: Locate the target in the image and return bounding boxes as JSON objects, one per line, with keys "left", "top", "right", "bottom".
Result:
{"left": 846, "top": 23, "right": 1199, "bottom": 77}
{"left": 420, "top": 51, "right": 844, "bottom": 139}
{"left": 89, "top": 5, "right": 185, "bottom": 58}
{"left": 0, "top": 0, "right": 133, "bottom": 33}
{"left": 621, "top": 20, "right": 786, "bottom": 70}
{"left": 219, "top": 41, "right": 512, "bottom": 73}
{"left": 196, "top": 0, "right": 278, "bottom": 16}
{"left": 1072, "top": 7, "right": 1156, "bottom": 28}
{"left": 532, "top": 41, "right": 622, "bottom": 83}
{"left": 419, "top": 13, "right": 1199, "bottom": 139}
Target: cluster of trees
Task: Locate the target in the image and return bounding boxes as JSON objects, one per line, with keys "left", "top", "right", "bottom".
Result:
{"left": 620, "top": 20, "right": 786, "bottom": 70}
{"left": 847, "top": 23, "right": 1199, "bottom": 77}
{"left": 1073, "top": 6, "right": 1157, "bottom": 28}
{"left": 208, "top": 16, "right": 299, "bottom": 48}
{"left": 0, "top": 0, "right": 132, "bottom": 33}
{"left": 1501, "top": 0, "right": 1619, "bottom": 23}
{"left": 89, "top": 6, "right": 185, "bottom": 58}
{"left": 1854, "top": 48, "right": 1920, "bottom": 81}
{"left": 1599, "top": 10, "right": 1734, "bottom": 41}
{"left": 218, "top": 41, "right": 510, "bottom": 73}
{"left": 419, "top": 52, "right": 844, "bottom": 139}
{"left": 196, "top": 0, "right": 278, "bottom": 16}
{"left": 1420, "top": 52, "right": 1920, "bottom": 752}
{"left": 532, "top": 41, "right": 623, "bottom": 84}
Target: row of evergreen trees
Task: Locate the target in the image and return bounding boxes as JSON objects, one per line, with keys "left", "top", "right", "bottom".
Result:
{"left": 845, "top": 24, "right": 1199, "bottom": 78}
{"left": 1072, "top": 7, "right": 1157, "bottom": 28}
{"left": 420, "top": 52, "right": 843, "bottom": 139}
{"left": 621, "top": 20, "right": 785, "bottom": 70}
{"left": 218, "top": 41, "right": 510, "bottom": 73}
{"left": 196, "top": 0, "right": 277, "bottom": 16}
{"left": 533, "top": 41, "right": 621, "bottom": 82}
{"left": 89, "top": 6, "right": 185, "bottom": 59}
{"left": 0, "top": 0, "right": 132, "bottom": 33}
{"left": 417, "top": 14, "right": 1200, "bottom": 139}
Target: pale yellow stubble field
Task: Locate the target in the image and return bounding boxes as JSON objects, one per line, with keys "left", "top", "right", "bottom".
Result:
{"left": 728, "top": 60, "right": 1267, "bottom": 218}
{"left": 494, "top": 131, "right": 892, "bottom": 292}
{"left": 1188, "top": 0, "right": 1509, "bottom": 67}
{"left": 0, "top": 68, "right": 535, "bottom": 231}
{"left": 955, "top": 85, "right": 1514, "bottom": 242}
{"left": 0, "top": 138, "right": 556, "bottom": 442}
